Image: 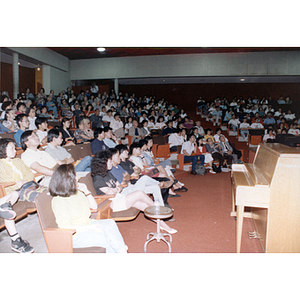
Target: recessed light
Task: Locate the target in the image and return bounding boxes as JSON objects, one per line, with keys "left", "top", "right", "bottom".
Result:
{"left": 18, "top": 62, "right": 20, "bottom": 65}
{"left": 240, "top": 78, "right": 245, "bottom": 81}
{"left": 97, "top": 47, "right": 106, "bottom": 52}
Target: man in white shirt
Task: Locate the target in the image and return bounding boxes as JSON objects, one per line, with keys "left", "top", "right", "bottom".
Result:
{"left": 250, "top": 118, "right": 264, "bottom": 129}
{"left": 194, "top": 120, "right": 205, "bottom": 136}
{"left": 181, "top": 134, "right": 204, "bottom": 175}
{"left": 20, "top": 130, "right": 57, "bottom": 187}
{"left": 288, "top": 124, "right": 300, "bottom": 136}
{"left": 168, "top": 129, "right": 185, "bottom": 151}
{"left": 102, "top": 109, "right": 114, "bottom": 126}
{"left": 228, "top": 114, "right": 240, "bottom": 132}
{"left": 109, "top": 113, "right": 124, "bottom": 138}
{"left": 35, "top": 117, "right": 49, "bottom": 145}
{"left": 239, "top": 118, "right": 250, "bottom": 140}
{"left": 45, "top": 129, "right": 92, "bottom": 172}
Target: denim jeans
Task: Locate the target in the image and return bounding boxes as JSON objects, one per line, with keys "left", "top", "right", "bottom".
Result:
{"left": 121, "top": 175, "right": 164, "bottom": 206}
{"left": 74, "top": 156, "right": 92, "bottom": 172}
{"left": 184, "top": 155, "right": 204, "bottom": 171}
{"left": 72, "top": 219, "right": 128, "bottom": 253}
{"left": 47, "top": 104, "right": 58, "bottom": 118}
{"left": 240, "top": 130, "right": 249, "bottom": 139}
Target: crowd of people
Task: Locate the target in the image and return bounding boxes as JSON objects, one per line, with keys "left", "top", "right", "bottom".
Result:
{"left": 1, "top": 86, "right": 299, "bottom": 253}
{"left": 197, "top": 95, "right": 300, "bottom": 142}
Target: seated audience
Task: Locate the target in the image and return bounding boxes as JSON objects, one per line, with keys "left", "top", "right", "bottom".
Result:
{"left": 103, "top": 127, "right": 118, "bottom": 148}
{"left": 181, "top": 134, "right": 205, "bottom": 175}
{"left": 89, "top": 108, "right": 103, "bottom": 129}
{"left": 195, "top": 138, "right": 215, "bottom": 174}
{"left": 110, "top": 113, "right": 124, "bottom": 138}
{"left": 91, "top": 127, "right": 109, "bottom": 155}
{"left": 14, "top": 114, "right": 29, "bottom": 147}
{"left": 60, "top": 118, "right": 76, "bottom": 145}
{"left": 218, "top": 135, "right": 238, "bottom": 166}
{"left": 263, "top": 128, "right": 276, "bottom": 142}
{"left": 45, "top": 129, "right": 92, "bottom": 172}
{"left": 50, "top": 164, "right": 128, "bottom": 253}
{"left": 74, "top": 117, "right": 94, "bottom": 143}
{"left": 168, "top": 128, "right": 185, "bottom": 152}
{"left": 20, "top": 130, "right": 57, "bottom": 187}
{"left": 91, "top": 149, "right": 177, "bottom": 234}
{"left": 128, "top": 119, "right": 143, "bottom": 142}
{"left": 35, "top": 117, "right": 49, "bottom": 145}
{"left": 0, "top": 191, "right": 34, "bottom": 253}
{"left": 3, "top": 109, "right": 18, "bottom": 132}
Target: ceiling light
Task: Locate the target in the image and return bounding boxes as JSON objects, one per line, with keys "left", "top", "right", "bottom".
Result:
{"left": 240, "top": 78, "right": 245, "bottom": 81}
{"left": 18, "top": 62, "right": 20, "bottom": 65}
{"left": 97, "top": 47, "right": 106, "bottom": 52}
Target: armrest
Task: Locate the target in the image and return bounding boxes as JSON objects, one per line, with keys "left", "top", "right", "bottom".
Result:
{"left": 43, "top": 228, "right": 76, "bottom": 253}
{"left": 0, "top": 182, "right": 17, "bottom": 197}
{"left": 94, "top": 194, "right": 116, "bottom": 205}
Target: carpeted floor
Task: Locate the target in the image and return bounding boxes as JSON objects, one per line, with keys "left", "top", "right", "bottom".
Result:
{"left": 117, "top": 171, "right": 262, "bottom": 253}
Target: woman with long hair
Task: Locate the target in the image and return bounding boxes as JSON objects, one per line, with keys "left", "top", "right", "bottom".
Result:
{"left": 50, "top": 164, "right": 128, "bottom": 253}
{"left": 91, "top": 150, "right": 177, "bottom": 234}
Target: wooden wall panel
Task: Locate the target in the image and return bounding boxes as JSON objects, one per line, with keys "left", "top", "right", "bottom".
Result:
{"left": 0, "top": 62, "right": 35, "bottom": 99}
{"left": 120, "top": 82, "right": 300, "bottom": 116}
{"left": 0, "top": 62, "right": 13, "bottom": 98}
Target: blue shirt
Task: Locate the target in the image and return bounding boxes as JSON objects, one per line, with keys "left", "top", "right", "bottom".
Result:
{"left": 109, "top": 165, "right": 127, "bottom": 184}
{"left": 263, "top": 117, "right": 275, "bottom": 125}
{"left": 14, "top": 129, "right": 24, "bottom": 147}
{"left": 90, "top": 138, "right": 108, "bottom": 155}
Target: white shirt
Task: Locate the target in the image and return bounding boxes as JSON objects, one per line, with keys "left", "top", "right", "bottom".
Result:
{"left": 36, "top": 130, "right": 48, "bottom": 144}
{"left": 181, "top": 141, "right": 196, "bottom": 156}
{"left": 240, "top": 122, "right": 250, "bottom": 129}
{"left": 168, "top": 133, "right": 184, "bottom": 148}
{"left": 288, "top": 128, "right": 300, "bottom": 135}
{"left": 250, "top": 122, "right": 264, "bottom": 129}
{"left": 28, "top": 117, "right": 37, "bottom": 130}
{"left": 228, "top": 119, "right": 240, "bottom": 127}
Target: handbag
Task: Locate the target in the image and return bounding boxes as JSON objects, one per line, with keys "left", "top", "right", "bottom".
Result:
{"left": 212, "top": 163, "right": 222, "bottom": 173}
{"left": 16, "top": 181, "right": 41, "bottom": 202}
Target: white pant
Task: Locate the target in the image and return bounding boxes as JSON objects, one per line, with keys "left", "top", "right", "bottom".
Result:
{"left": 121, "top": 175, "right": 164, "bottom": 206}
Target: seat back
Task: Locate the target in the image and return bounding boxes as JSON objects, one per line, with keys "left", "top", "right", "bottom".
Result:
{"left": 76, "top": 143, "right": 93, "bottom": 159}
{"left": 63, "top": 144, "right": 80, "bottom": 160}
{"left": 35, "top": 190, "right": 58, "bottom": 231}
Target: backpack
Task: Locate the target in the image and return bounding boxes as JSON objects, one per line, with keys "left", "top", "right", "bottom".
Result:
{"left": 195, "top": 164, "right": 206, "bottom": 175}
{"left": 212, "top": 163, "right": 222, "bottom": 173}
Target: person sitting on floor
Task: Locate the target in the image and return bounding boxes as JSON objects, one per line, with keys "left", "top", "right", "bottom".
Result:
{"left": 50, "top": 163, "right": 128, "bottom": 253}
{"left": 91, "top": 149, "right": 177, "bottom": 234}
{"left": 181, "top": 134, "right": 205, "bottom": 175}
{"left": 45, "top": 128, "right": 92, "bottom": 172}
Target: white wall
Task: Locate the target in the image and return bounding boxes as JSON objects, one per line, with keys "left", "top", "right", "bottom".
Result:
{"left": 7, "top": 47, "right": 71, "bottom": 93}
{"left": 70, "top": 51, "right": 300, "bottom": 80}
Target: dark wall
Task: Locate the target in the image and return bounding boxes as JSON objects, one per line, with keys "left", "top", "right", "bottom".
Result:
{"left": 120, "top": 82, "right": 300, "bottom": 105}
{"left": 0, "top": 62, "right": 35, "bottom": 99}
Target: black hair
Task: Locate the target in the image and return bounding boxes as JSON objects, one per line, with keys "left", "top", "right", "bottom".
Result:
{"left": 91, "top": 149, "right": 112, "bottom": 178}
{"left": 115, "top": 144, "right": 128, "bottom": 155}
{"left": 20, "top": 130, "right": 34, "bottom": 150}
{"left": 4, "top": 108, "right": 14, "bottom": 121}
{"left": 47, "top": 128, "right": 61, "bottom": 143}
{"left": 1, "top": 100, "right": 12, "bottom": 111}
{"left": 141, "top": 119, "right": 148, "bottom": 126}
{"left": 139, "top": 139, "right": 148, "bottom": 148}
{"left": 109, "top": 147, "right": 119, "bottom": 156}
{"left": 129, "top": 142, "right": 141, "bottom": 155}
{"left": 17, "top": 102, "right": 26, "bottom": 110}
{"left": 35, "top": 116, "right": 48, "bottom": 129}
{"left": 103, "top": 126, "right": 112, "bottom": 133}
{"left": 94, "top": 127, "right": 104, "bottom": 139}
{"left": 15, "top": 113, "right": 27, "bottom": 127}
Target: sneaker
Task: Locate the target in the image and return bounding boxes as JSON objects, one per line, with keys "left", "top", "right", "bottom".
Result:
{"left": 11, "top": 237, "right": 35, "bottom": 253}
{"left": 0, "top": 203, "right": 17, "bottom": 220}
{"left": 209, "top": 169, "right": 216, "bottom": 174}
